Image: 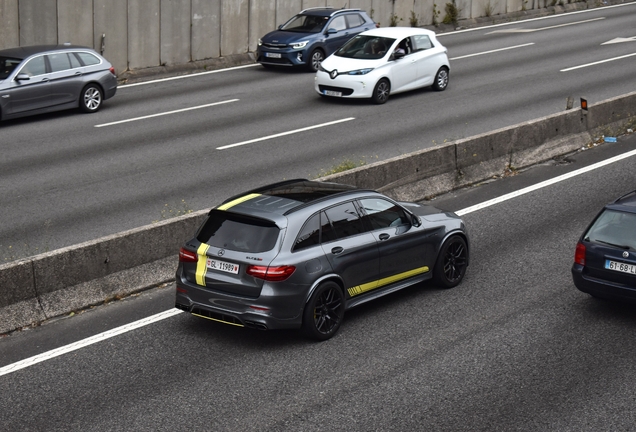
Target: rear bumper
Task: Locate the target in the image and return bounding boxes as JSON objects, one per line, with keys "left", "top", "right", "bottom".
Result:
{"left": 175, "top": 270, "right": 305, "bottom": 330}
{"left": 571, "top": 264, "right": 636, "bottom": 303}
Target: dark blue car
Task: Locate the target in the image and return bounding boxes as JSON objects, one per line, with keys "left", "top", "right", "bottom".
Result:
{"left": 257, "top": 8, "right": 376, "bottom": 72}
{"left": 572, "top": 190, "right": 636, "bottom": 302}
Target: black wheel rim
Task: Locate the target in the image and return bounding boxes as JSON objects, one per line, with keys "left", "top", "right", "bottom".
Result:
{"left": 376, "top": 81, "right": 389, "bottom": 103}
{"left": 313, "top": 288, "right": 342, "bottom": 335}
{"left": 443, "top": 241, "right": 467, "bottom": 283}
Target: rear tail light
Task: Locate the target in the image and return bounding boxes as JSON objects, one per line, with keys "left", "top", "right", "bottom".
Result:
{"left": 247, "top": 265, "right": 296, "bottom": 282}
{"left": 574, "top": 242, "right": 586, "bottom": 266}
{"left": 179, "top": 247, "right": 198, "bottom": 263}
{"left": 109, "top": 66, "right": 116, "bottom": 76}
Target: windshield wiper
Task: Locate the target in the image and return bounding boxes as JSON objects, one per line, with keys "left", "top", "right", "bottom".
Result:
{"left": 595, "top": 239, "right": 632, "bottom": 250}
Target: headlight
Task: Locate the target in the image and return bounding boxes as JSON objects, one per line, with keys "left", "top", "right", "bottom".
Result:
{"left": 291, "top": 41, "right": 308, "bottom": 50}
{"left": 347, "top": 68, "right": 374, "bottom": 75}
{"left": 258, "top": 38, "right": 262, "bottom": 46}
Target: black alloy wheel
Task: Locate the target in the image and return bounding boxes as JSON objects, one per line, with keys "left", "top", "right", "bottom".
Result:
{"left": 302, "top": 281, "right": 345, "bottom": 341}
{"left": 433, "top": 235, "right": 468, "bottom": 288}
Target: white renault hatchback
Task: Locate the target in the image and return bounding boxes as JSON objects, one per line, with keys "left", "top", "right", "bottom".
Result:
{"left": 315, "top": 27, "right": 449, "bottom": 104}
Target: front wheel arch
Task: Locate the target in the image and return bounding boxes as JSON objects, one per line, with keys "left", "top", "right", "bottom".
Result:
{"left": 432, "top": 234, "right": 469, "bottom": 288}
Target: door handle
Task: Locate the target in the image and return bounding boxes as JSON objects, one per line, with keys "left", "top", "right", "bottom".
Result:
{"left": 331, "top": 246, "right": 344, "bottom": 255}
{"left": 379, "top": 233, "right": 390, "bottom": 241}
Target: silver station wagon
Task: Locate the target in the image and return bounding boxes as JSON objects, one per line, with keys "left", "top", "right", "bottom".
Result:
{"left": 175, "top": 179, "right": 470, "bottom": 340}
{"left": 0, "top": 44, "right": 117, "bottom": 121}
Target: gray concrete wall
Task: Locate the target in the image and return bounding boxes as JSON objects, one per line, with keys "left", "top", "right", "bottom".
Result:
{"left": 58, "top": 0, "right": 93, "bottom": 47}
{"left": 2, "top": 91, "right": 635, "bottom": 334}
{"left": 249, "top": 0, "right": 276, "bottom": 52}
{"left": 220, "top": 0, "right": 249, "bottom": 56}
{"left": 18, "top": 0, "right": 57, "bottom": 46}
{"left": 128, "top": 0, "right": 161, "bottom": 70}
{"left": 94, "top": 0, "right": 128, "bottom": 74}
{"left": 0, "top": 0, "right": 20, "bottom": 48}
{"left": 161, "top": 0, "right": 192, "bottom": 66}
{"left": 191, "top": 0, "right": 221, "bottom": 61}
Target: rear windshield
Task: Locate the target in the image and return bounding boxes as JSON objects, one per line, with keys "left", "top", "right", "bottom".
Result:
{"left": 584, "top": 209, "right": 636, "bottom": 251}
{"left": 0, "top": 56, "right": 22, "bottom": 80}
{"left": 197, "top": 211, "right": 280, "bottom": 253}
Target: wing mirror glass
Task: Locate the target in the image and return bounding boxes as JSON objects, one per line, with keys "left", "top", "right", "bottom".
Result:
{"left": 15, "top": 73, "right": 30, "bottom": 81}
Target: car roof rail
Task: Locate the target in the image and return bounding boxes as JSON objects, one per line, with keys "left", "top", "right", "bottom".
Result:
{"left": 331, "top": 8, "right": 361, "bottom": 16}
{"left": 613, "top": 189, "right": 636, "bottom": 204}
{"left": 218, "top": 179, "right": 310, "bottom": 206}
{"left": 283, "top": 189, "right": 377, "bottom": 216}
{"left": 300, "top": 7, "right": 333, "bottom": 13}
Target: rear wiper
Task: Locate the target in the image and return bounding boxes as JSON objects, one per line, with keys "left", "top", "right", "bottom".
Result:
{"left": 595, "top": 239, "right": 632, "bottom": 250}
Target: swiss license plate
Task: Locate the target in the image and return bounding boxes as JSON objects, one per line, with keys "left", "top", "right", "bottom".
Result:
{"left": 265, "top": 52, "right": 281, "bottom": 58}
{"left": 605, "top": 259, "right": 636, "bottom": 275}
{"left": 207, "top": 258, "right": 239, "bottom": 274}
{"left": 324, "top": 90, "right": 342, "bottom": 97}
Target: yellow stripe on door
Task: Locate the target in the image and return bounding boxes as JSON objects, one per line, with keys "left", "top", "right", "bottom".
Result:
{"left": 347, "top": 266, "right": 429, "bottom": 297}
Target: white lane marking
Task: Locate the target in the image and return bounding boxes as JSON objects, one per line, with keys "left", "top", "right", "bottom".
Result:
{"left": 0, "top": 308, "right": 183, "bottom": 377}
{"left": 560, "top": 52, "right": 636, "bottom": 72}
{"left": 119, "top": 64, "right": 260, "bottom": 88}
{"left": 450, "top": 43, "right": 535, "bottom": 60}
{"left": 602, "top": 36, "right": 636, "bottom": 45}
{"left": 456, "top": 147, "right": 636, "bottom": 216}
{"left": 486, "top": 17, "right": 605, "bottom": 34}
{"left": 3, "top": 147, "right": 636, "bottom": 377}
{"left": 94, "top": 99, "right": 239, "bottom": 128}
{"left": 216, "top": 118, "right": 356, "bottom": 150}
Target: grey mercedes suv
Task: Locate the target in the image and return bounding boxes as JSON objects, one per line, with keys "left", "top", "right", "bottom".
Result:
{"left": 175, "top": 179, "right": 469, "bottom": 340}
{"left": 0, "top": 44, "right": 117, "bottom": 121}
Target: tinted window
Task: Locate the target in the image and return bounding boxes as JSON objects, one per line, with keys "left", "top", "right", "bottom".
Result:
{"left": 20, "top": 56, "right": 46, "bottom": 77}
{"left": 359, "top": 198, "right": 409, "bottom": 230}
{"left": 328, "top": 16, "right": 347, "bottom": 32}
{"left": 69, "top": 53, "right": 82, "bottom": 68}
{"left": 335, "top": 35, "right": 394, "bottom": 60}
{"left": 584, "top": 209, "right": 636, "bottom": 250}
{"left": 321, "top": 202, "right": 367, "bottom": 242}
{"left": 346, "top": 13, "right": 364, "bottom": 28}
{"left": 76, "top": 52, "right": 101, "bottom": 66}
{"left": 197, "top": 211, "right": 280, "bottom": 253}
{"left": 48, "top": 53, "right": 71, "bottom": 72}
{"left": 0, "top": 57, "right": 22, "bottom": 80}
{"left": 294, "top": 213, "right": 321, "bottom": 251}
{"left": 281, "top": 14, "right": 328, "bottom": 33}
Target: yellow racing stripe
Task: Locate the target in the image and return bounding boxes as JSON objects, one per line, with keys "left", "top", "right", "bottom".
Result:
{"left": 195, "top": 243, "right": 210, "bottom": 286}
{"left": 217, "top": 193, "right": 261, "bottom": 210}
{"left": 347, "top": 266, "right": 430, "bottom": 297}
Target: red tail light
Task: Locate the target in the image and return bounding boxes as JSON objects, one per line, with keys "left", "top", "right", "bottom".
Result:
{"left": 574, "top": 242, "right": 586, "bottom": 266}
{"left": 109, "top": 66, "right": 116, "bottom": 76}
{"left": 179, "top": 247, "right": 198, "bottom": 263}
{"left": 247, "top": 265, "right": 296, "bottom": 281}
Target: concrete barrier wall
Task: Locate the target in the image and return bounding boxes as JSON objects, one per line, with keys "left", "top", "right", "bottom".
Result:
{"left": 1, "top": 91, "right": 634, "bottom": 334}
{"left": 0, "top": 0, "right": 603, "bottom": 74}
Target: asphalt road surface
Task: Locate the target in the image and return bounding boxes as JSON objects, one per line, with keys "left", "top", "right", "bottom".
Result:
{"left": 1, "top": 133, "right": 635, "bottom": 431}
{"left": 1, "top": 3, "right": 636, "bottom": 261}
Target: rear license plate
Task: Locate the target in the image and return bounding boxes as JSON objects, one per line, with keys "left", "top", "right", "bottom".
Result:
{"left": 207, "top": 258, "right": 239, "bottom": 274}
{"left": 324, "top": 90, "right": 342, "bottom": 97}
{"left": 265, "top": 52, "right": 281, "bottom": 58}
{"left": 605, "top": 260, "right": 636, "bottom": 275}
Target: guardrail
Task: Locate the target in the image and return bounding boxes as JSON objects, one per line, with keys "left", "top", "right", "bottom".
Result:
{"left": 1, "top": 91, "right": 635, "bottom": 334}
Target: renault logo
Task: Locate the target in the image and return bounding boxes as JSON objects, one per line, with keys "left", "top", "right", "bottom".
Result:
{"left": 623, "top": 251, "right": 629, "bottom": 258}
{"left": 329, "top": 69, "right": 338, "bottom": 79}
{"left": 218, "top": 249, "right": 225, "bottom": 257}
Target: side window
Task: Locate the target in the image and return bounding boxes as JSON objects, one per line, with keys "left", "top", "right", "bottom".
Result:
{"left": 321, "top": 201, "right": 367, "bottom": 243}
{"left": 19, "top": 56, "right": 47, "bottom": 77}
{"left": 345, "top": 13, "right": 364, "bottom": 28}
{"left": 359, "top": 198, "right": 409, "bottom": 230}
{"left": 328, "top": 16, "right": 347, "bottom": 32}
{"left": 69, "top": 53, "right": 82, "bottom": 69}
{"left": 47, "top": 53, "right": 72, "bottom": 72}
{"left": 413, "top": 35, "right": 433, "bottom": 51}
{"left": 294, "top": 213, "right": 321, "bottom": 252}
{"left": 75, "top": 52, "right": 101, "bottom": 66}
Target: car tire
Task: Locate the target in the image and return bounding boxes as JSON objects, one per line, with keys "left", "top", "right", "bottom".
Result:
{"left": 302, "top": 281, "right": 345, "bottom": 341}
{"left": 307, "top": 48, "right": 325, "bottom": 72}
{"left": 432, "top": 67, "right": 449, "bottom": 91}
{"left": 433, "top": 235, "right": 468, "bottom": 288}
{"left": 79, "top": 84, "right": 103, "bottom": 113}
{"left": 371, "top": 78, "right": 390, "bottom": 104}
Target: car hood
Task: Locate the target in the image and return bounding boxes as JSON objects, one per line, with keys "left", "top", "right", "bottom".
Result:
{"left": 261, "top": 30, "right": 315, "bottom": 45}
{"left": 320, "top": 55, "right": 387, "bottom": 73}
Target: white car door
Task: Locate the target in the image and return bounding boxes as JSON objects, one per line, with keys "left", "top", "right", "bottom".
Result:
{"left": 412, "top": 35, "right": 444, "bottom": 87}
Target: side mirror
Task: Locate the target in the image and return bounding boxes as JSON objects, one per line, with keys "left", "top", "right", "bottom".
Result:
{"left": 15, "top": 73, "right": 30, "bottom": 81}
{"left": 278, "top": 24, "right": 283, "bottom": 30}
{"left": 392, "top": 50, "right": 405, "bottom": 60}
{"left": 326, "top": 28, "right": 337, "bottom": 35}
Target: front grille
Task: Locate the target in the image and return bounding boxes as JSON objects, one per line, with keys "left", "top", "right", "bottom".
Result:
{"left": 262, "top": 43, "right": 287, "bottom": 49}
{"left": 191, "top": 307, "right": 245, "bottom": 327}
{"left": 318, "top": 85, "right": 354, "bottom": 96}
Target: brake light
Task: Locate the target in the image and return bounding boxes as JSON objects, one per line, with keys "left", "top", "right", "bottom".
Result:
{"left": 247, "top": 265, "right": 296, "bottom": 281}
{"left": 109, "top": 66, "right": 116, "bottom": 76}
{"left": 179, "top": 247, "right": 198, "bottom": 263}
{"left": 574, "top": 242, "right": 586, "bottom": 266}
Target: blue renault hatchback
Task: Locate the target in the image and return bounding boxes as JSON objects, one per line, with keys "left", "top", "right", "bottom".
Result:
{"left": 572, "top": 190, "right": 636, "bottom": 302}
{"left": 257, "top": 8, "right": 376, "bottom": 72}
